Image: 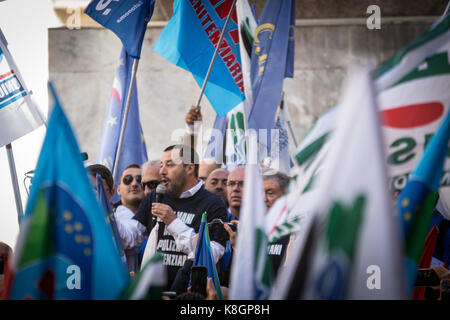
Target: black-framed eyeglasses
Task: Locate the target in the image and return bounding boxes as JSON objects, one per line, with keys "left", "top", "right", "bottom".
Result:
{"left": 142, "top": 180, "right": 160, "bottom": 190}
{"left": 227, "top": 180, "right": 244, "bottom": 189}
{"left": 122, "top": 174, "right": 142, "bottom": 185}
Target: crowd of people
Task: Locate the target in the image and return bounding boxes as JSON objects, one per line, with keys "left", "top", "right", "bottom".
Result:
{"left": 1, "top": 106, "right": 449, "bottom": 301}
{"left": 86, "top": 146, "right": 291, "bottom": 299}
{"left": 87, "top": 105, "right": 293, "bottom": 299}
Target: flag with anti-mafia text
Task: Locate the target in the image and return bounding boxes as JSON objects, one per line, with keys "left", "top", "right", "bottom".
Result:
{"left": 154, "top": 0, "right": 245, "bottom": 117}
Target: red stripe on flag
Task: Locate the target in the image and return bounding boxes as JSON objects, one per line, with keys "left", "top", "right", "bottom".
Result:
{"left": 381, "top": 102, "right": 444, "bottom": 129}
{"left": 269, "top": 204, "right": 287, "bottom": 235}
{"left": 110, "top": 88, "right": 121, "bottom": 107}
{"left": 0, "top": 71, "right": 14, "bottom": 81}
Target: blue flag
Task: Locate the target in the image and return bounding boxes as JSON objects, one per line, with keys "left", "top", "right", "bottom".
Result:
{"left": 7, "top": 83, "right": 129, "bottom": 300}
{"left": 97, "top": 47, "right": 148, "bottom": 204}
{"left": 84, "top": 0, "right": 155, "bottom": 59}
{"left": 193, "top": 212, "right": 223, "bottom": 300}
{"left": 95, "top": 174, "right": 126, "bottom": 264}
{"left": 247, "top": 0, "right": 295, "bottom": 157}
{"left": 396, "top": 111, "right": 450, "bottom": 292}
{"left": 154, "top": 0, "right": 245, "bottom": 117}
{"left": 204, "top": 114, "right": 227, "bottom": 163}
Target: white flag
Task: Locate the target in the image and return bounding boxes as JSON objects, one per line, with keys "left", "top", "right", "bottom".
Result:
{"left": 229, "top": 134, "right": 271, "bottom": 299}
{"left": 0, "top": 28, "right": 45, "bottom": 147}
{"left": 272, "top": 66, "right": 407, "bottom": 300}
{"left": 276, "top": 13, "right": 450, "bottom": 240}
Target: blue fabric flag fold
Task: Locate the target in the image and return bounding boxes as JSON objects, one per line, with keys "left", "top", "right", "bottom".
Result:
{"left": 248, "top": 0, "right": 295, "bottom": 157}
{"left": 153, "top": 0, "right": 245, "bottom": 117}
{"left": 84, "top": 0, "right": 155, "bottom": 59}
{"left": 8, "top": 83, "right": 129, "bottom": 300}
{"left": 193, "top": 212, "right": 224, "bottom": 300}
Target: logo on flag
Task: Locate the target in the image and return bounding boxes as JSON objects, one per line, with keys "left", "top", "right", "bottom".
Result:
{"left": 84, "top": 0, "right": 155, "bottom": 58}
{"left": 0, "top": 69, "right": 27, "bottom": 109}
{"left": 0, "top": 29, "right": 45, "bottom": 147}
{"left": 247, "top": 0, "right": 295, "bottom": 159}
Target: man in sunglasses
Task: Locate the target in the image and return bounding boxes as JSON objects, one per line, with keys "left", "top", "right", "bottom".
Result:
{"left": 115, "top": 164, "right": 146, "bottom": 273}
{"left": 141, "top": 160, "right": 161, "bottom": 196}
{"left": 126, "top": 145, "right": 228, "bottom": 289}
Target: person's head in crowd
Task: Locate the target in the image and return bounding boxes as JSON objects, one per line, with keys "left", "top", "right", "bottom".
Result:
{"left": 141, "top": 160, "right": 161, "bottom": 196}
{"left": 86, "top": 164, "right": 115, "bottom": 203}
{"left": 227, "top": 166, "right": 245, "bottom": 219}
{"left": 262, "top": 169, "right": 290, "bottom": 211}
{"left": 0, "top": 242, "right": 12, "bottom": 297}
{"left": 199, "top": 158, "right": 220, "bottom": 183}
{"left": 160, "top": 144, "right": 200, "bottom": 198}
{"left": 205, "top": 168, "right": 229, "bottom": 205}
{"left": 117, "top": 164, "right": 145, "bottom": 213}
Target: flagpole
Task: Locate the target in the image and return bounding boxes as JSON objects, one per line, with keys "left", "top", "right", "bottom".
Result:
{"left": 280, "top": 93, "right": 298, "bottom": 148}
{"left": 444, "top": 1, "right": 450, "bottom": 16}
{"left": 112, "top": 58, "right": 139, "bottom": 182}
{"left": 195, "top": 0, "right": 237, "bottom": 108}
{"left": 6, "top": 143, "right": 24, "bottom": 224}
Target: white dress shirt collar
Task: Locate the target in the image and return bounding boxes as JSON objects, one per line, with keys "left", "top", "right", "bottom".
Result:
{"left": 179, "top": 179, "right": 203, "bottom": 199}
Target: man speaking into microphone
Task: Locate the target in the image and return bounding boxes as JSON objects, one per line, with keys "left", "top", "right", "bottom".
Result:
{"left": 131, "top": 144, "right": 228, "bottom": 288}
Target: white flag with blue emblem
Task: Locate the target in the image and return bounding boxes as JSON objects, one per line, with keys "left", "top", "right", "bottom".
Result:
{"left": 0, "top": 28, "right": 45, "bottom": 147}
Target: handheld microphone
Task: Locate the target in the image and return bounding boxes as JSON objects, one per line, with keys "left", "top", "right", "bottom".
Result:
{"left": 153, "top": 184, "right": 166, "bottom": 226}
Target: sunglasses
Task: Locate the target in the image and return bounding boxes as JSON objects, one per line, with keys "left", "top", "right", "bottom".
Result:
{"left": 122, "top": 174, "right": 142, "bottom": 186}
{"left": 142, "top": 180, "right": 160, "bottom": 190}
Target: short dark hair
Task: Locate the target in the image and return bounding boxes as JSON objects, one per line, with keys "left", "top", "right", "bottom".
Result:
{"left": 119, "top": 163, "right": 142, "bottom": 181}
{"left": 124, "top": 163, "right": 141, "bottom": 170}
{"left": 87, "top": 164, "right": 114, "bottom": 191}
{"left": 164, "top": 144, "right": 199, "bottom": 178}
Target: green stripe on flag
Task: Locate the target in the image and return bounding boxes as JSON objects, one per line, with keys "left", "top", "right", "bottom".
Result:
{"left": 18, "top": 190, "right": 55, "bottom": 268}
{"left": 375, "top": 14, "right": 450, "bottom": 79}
{"left": 325, "top": 195, "right": 365, "bottom": 262}
{"left": 405, "top": 191, "right": 439, "bottom": 264}
{"left": 295, "top": 132, "right": 329, "bottom": 166}
{"left": 120, "top": 253, "right": 164, "bottom": 300}
{"left": 254, "top": 228, "right": 272, "bottom": 299}
{"left": 393, "top": 52, "right": 450, "bottom": 87}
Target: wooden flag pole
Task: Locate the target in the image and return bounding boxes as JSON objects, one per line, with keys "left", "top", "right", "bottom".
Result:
{"left": 195, "top": 0, "right": 237, "bottom": 108}
{"left": 112, "top": 58, "right": 140, "bottom": 182}
{"left": 6, "top": 143, "right": 24, "bottom": 225}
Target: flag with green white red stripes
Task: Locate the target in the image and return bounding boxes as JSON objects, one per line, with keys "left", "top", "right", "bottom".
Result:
{"left": 268, "top": 13, "right": 450, "bottom": 242}
{"left": 272, "top": 66, "right": 407, "bottom": 300}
